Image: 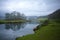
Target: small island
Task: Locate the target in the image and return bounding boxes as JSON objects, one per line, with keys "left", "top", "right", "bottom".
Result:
{"left": 0, "top": 11, "right": 27, "bottom": 24}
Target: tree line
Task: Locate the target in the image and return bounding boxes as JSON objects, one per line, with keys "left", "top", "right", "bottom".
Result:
{"left": 5, "top": 11, "right": 26, "bottom": 20}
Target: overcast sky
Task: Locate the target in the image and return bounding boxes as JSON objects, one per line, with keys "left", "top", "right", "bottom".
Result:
{"left": 0, "top": 0, "right": 60, "bottom": 16}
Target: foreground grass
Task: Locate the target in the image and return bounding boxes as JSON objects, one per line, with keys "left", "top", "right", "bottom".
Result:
{"left": 16, "top": 20, "right": 60, "bottom": 40}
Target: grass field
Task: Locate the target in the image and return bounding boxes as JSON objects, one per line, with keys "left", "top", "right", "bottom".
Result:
{"left": 37, "top": 18, "right": 48, "bottom": 23}
{"left": 16, "top": 20, "right": 60, "bottom": 40}
{"left": 0, "top": 20, "right": 26, "bottom": 24}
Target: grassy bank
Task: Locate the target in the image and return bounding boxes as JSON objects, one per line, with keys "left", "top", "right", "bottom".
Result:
{"left": 0, "top": 20, "right": 26, "bottom": 24}
{"left": 16, "top": 20, "right": 60, "bottom": 40}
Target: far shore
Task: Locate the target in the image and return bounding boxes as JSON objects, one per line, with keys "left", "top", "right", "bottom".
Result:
{"left": 0, "top": 20, "right": 27, "bottom": 24}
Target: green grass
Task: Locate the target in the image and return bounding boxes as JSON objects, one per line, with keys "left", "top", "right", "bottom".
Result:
{"left": 0, "top": 20, "right": 26, "bottom": 24}
{"left": 37, "top": 18, "right": 48, "bottom": 23}
{"left": 16, "top": 20, "right": 60, "bottom": 40}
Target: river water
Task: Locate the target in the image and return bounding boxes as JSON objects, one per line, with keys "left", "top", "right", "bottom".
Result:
{"left": 0, "top": 23, "right": 39, "bottom": 40}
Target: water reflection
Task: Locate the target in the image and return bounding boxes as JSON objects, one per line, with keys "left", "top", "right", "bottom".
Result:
{"left": 5, "top": 23, "right": 26, "bottom": 31}
{"left": 0, "top": 23, "right": 39, "bottom": 40}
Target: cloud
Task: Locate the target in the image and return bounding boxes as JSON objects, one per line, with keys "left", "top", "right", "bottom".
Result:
{"left": 0, "top": 0, "right": 60, "bottom": 16}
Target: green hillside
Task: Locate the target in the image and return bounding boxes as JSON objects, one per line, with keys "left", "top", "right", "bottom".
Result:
{"left": 16, "top": 9, "right": 60, "bottom": 40}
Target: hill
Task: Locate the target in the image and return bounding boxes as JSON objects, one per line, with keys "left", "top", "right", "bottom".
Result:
{"left": 48, "top": 9, "right": 60, "bottom": 20}
{"left": 16, "top": 9, "right": 60, "bottom": 40}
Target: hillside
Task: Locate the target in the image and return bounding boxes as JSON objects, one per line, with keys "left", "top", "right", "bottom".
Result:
{"left": 16, "top": 9, "right": 60, "bottom": 40}
{"left": 48, "top": 9, "right": 60, "bottom": 19}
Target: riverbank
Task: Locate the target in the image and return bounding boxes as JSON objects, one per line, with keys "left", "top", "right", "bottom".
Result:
{"left": 0, "top": 20, "right": 26, "bottom": 24}
{"left": 16, "top": 20, "right": 60, "bottom": 40}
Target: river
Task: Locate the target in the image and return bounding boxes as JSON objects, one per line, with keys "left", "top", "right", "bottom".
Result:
{"left": 0, "top": 23, "right": 39, "bottom": 40}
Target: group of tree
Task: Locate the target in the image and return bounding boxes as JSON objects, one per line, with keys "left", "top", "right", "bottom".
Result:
{"left": 5, "top": 11, "right": 26, "bottom": 20}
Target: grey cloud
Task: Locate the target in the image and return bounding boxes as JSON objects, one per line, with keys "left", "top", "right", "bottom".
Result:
{"left": 0, "top": 0, "right": 60, "bottom": 16}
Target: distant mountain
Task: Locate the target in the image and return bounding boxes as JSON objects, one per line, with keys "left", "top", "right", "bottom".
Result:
{"left": 26, "top": 16, "right": 38, "bottom": 20}
{"left": 48, "top": 9, "right": 60, "bottom": 20}
{"left": 38, "top": 16, "right": 48, "bottom": 18}
{"left": 0, "top": 16, "right": 5, "bottom": 19}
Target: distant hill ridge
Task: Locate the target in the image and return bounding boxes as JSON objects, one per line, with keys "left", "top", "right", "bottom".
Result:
{"left": 48, "top": 9, "right": 60, "bottom": 20}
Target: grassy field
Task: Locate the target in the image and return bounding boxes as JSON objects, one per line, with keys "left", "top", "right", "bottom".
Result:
{"left": 0, "top": 20, "right": 26, "bottom": 24}
{"left": 37, "top": 18, "right": 48, "bottom": 23}
{"left": 16, "top": 20, "right": 60, "bottom": 40}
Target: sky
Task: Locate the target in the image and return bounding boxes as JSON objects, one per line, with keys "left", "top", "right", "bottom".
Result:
{"left": 0, "top": 0, "right": 60, "bottom": 16}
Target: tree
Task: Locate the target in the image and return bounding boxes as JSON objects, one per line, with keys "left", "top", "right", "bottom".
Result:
{"left": 5, "top": 11, "right": 26, "bottom": 20}
{"left": 5, "top": 13, "right": 10, "bottom": 20}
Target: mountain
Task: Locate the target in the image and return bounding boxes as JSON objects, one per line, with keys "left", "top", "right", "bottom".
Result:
{"left": 38, "top": 16, "right": 48, "bottom": 18}
{"left": 26, "top": 16, "right": 38, "bottom": 20}
{"left": 0, "top": 16, "right": 5, "bottom": 20}
{"left": 48, "top": 9, "right": 60, "bottom": 20}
